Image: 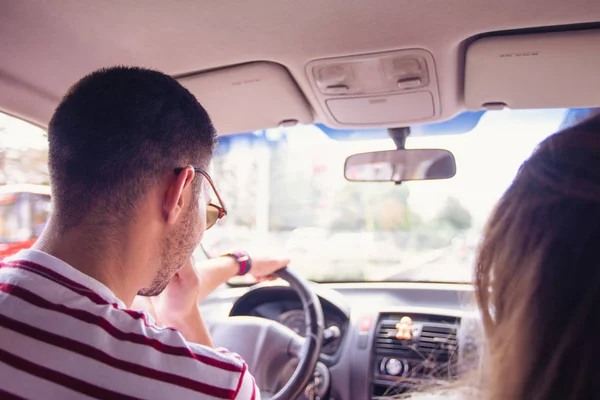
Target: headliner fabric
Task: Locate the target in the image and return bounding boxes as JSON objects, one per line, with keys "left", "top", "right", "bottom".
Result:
{"left": 1, "top": 0, "right": 599, "bottom": 129}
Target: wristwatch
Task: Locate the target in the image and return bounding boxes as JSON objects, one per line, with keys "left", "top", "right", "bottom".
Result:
{"left": 222, "top": 251, "right": 252, "bottom": 276}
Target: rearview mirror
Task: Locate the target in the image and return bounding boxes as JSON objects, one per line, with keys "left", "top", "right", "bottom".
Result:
{"left": 344, "top": 149, "right": 456, "bottom": 183}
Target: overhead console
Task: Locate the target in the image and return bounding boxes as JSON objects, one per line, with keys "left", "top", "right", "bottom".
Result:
{"left": 465, "top": 29, "right": 600, "bottom": 110}
{"left": 306, "top": 49, "right": 441, "bottom": 129}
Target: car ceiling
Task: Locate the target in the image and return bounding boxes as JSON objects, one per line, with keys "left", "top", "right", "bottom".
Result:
{"left": 1, "top": 0, "right": 600, "bottom": 131}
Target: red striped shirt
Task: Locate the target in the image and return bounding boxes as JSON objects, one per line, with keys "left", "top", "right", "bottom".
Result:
{"left": 0, "top": 250, "right": 259, "bottom": 399}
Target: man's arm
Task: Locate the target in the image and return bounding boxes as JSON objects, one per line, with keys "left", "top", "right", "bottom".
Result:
{"left": 131, "top": 253, "right": 289, "bottom": 346}
{"left": 196, "top": 254, "right": 290, "bottom": 302}
{"left": 131, "top": 260, "right": 214, "bottom": 346}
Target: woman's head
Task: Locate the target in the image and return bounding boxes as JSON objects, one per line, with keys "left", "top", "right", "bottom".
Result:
{"left": 475, "top": 112, "right": 600, "bottom": 400}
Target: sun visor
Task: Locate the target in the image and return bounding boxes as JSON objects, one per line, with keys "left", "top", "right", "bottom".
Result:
{"left": 465, "top": 29, "right": 600, "bottom": 110}
{"left": 178, "top": 62, "right": 313, "bottom": 135}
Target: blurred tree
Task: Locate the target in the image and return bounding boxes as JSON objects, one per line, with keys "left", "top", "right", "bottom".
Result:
{"left": 268, "top": 133, "right": 318, "bottom": 230}
{"left": 329, "top": 182, "right": 365, "bottom": 230}
{"left": 371, "top": 185, "right": 412, "bottom": 231}
{"left": 329, "top": 183, "right": 421, "bottom": 232}
{"left": 436, "top": 196, "right": 472, "bottom": 231}
{"left": 211, "top": 135, "right": 258, "bottom": 228}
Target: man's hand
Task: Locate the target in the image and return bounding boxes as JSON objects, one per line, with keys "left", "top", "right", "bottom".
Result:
{"left": 248, "top": 255, "right": 290, "bottom": 282}
{"left": 150, "top": 260, "right": 201, "bottom": 322}
{"left": 131, "top": 260, "right": 213, "bottom": 346}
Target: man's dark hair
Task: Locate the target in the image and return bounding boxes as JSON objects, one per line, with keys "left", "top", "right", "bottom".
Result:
{"left": 48, "top": 66, "right": 217, "bottom": 229}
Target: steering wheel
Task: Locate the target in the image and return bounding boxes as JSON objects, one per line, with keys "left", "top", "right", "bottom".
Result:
{"left": 209, "top": 268, "right": 325, "bottom": 399}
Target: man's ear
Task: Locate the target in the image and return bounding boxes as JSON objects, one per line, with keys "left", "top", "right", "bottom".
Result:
{"left": 164, "top": 166, "right": 195, "bottom": 225}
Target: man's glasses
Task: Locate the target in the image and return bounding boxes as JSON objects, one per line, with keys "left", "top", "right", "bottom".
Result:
{"left": 174, "top": 168, "right": 227, "bottom": 229}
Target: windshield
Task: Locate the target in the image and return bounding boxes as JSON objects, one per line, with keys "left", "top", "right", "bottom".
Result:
{"left": 0, "top": 108, "right": 594, "bottom": 282}
{"left": 202, "top": 108, "right": 596, "bottom": 283}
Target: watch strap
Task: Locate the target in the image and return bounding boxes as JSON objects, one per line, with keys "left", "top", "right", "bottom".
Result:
{"left": 222, "top": 251, "right": 252, "bottom": 276}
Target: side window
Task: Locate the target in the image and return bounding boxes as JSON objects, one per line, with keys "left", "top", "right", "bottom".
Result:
{"left": 0, "top": 112, "right": 49, "bottom": 249}
{"left": 0, "top": 112, "right": 49, "bottom": 185}
{"left": 0, "top": 194, "right": 21, "bottom": 242}
{"left": 0, "top": 112, "right": 48, "bottom": 185}
{"left": 31, "top": 194, "right": 51, "bottom": 237}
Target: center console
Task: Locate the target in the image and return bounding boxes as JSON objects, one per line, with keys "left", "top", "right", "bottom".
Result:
{"left": 370, "top": 312, "right": 462, "bottom": 398}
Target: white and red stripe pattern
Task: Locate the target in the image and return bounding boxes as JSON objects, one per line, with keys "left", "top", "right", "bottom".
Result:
{"left": 0, "top": 250, "right": 259, "bottom": 399}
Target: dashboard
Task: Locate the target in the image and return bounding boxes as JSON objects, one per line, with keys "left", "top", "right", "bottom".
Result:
{"left": 202, "top": 281, "right": 481, "bottom": 399}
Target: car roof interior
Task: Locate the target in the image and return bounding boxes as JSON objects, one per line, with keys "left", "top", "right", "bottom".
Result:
{"left": 2, "top": 1, "right": 600, "bottom": 134}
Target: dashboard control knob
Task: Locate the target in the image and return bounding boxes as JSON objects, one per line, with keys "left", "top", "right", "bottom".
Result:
{"left": 323, "top": 325, "right": 341, "bottom": 345}
{"left": 385, "top": 358, "right": 403, "bottom": 376}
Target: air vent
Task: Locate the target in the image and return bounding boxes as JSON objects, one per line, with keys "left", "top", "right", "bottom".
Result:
{"left": 374, "top": 319, "right": 412, "bottom": 354}
{"left": 417, "top": 324, "right": 458, "bottom": 361}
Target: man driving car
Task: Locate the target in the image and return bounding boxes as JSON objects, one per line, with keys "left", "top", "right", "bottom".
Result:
{"left": 0, "top": 66, "right": 285, "bottom": 399}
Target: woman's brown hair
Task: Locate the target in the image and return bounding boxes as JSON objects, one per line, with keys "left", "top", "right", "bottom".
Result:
{"left": 475, "top": 112, "right": 600, "bottom": 400}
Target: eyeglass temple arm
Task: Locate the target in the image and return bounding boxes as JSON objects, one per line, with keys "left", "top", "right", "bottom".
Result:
{"left": 174, "top": 168, "right": 228, "bottom": 214}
